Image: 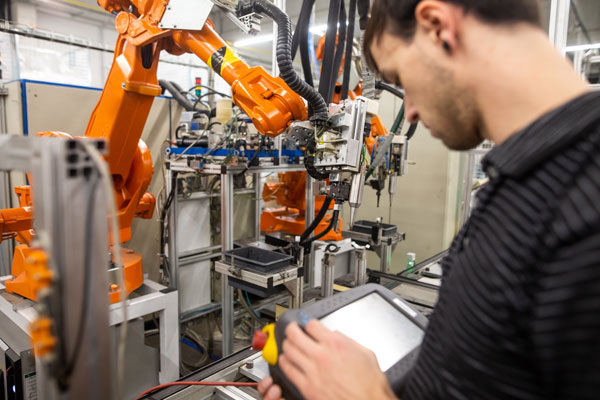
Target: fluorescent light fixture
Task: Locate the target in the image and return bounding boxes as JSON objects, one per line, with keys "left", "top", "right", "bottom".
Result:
{"left": 565, "top": 42, "right": 600, "bottom": 52}
{"left": 310, "top": 22, "right": 349, "bottom": 36}
{"left": 233, "top": 22, "right": 351, "bottom": 47}
{"left": 233, "top": 35, "right": 274, "bottom": 47}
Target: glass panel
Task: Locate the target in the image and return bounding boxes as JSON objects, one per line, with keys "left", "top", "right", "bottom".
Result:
{"left": 567, "top": 0, "right": 600, "bottom": 83}
{"left": 566, "top": 0, "right": 600, "bottom": 47}
{"left": 541, "top": 1, "right": 599, "bottom": 83}
{"left": 16, "top": 35, "right": 95, "bottom": 86}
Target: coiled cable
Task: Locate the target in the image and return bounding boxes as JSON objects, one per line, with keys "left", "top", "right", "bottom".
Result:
{"left": 301, "top": 209, "right": 340, "bottom": 247}
{"left": 238, "top": 0, "right": 328, "bottom": 119}
{"left": 300, "top": 195, "right": 333, "bottom": 242}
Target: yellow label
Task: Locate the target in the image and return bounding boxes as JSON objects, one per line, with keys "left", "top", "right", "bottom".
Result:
{"left": 209, "top": 46, "right": 241, "bottom": 75}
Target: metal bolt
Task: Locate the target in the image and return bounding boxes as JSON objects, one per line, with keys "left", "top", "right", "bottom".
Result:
{"left": 245, "top": 360, "right": 254, "bottom": 369}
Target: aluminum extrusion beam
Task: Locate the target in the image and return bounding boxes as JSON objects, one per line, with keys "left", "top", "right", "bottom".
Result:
{"left": 221, "top": 172, "right": 235, "bottom": 357}
{"left": 549, "top": 0, "right": 571, "bottom": 53}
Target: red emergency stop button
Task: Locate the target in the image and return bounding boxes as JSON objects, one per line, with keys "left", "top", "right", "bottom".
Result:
{"left": 252, "top": 330, "right": 268, "bottom": 350}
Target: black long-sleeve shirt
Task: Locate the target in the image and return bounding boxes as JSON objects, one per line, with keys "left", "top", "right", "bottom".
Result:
{"left": 404, "top": 91, "right": 600, "bottom": 400}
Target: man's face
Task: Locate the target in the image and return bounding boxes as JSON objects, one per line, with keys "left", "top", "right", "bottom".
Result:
{"left": 370, "top": 31, "right": 483, "bottom": 151}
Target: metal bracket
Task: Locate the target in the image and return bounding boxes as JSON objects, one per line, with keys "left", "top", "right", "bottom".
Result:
{"left": 286, "top": 120, "right": 314, "bottom": 147}
{"left": 237, "top": 13, "right": 263, "bottom": 35}
{"left": 159, "top": 0, "right": 214, "bottom": 30}
{"left": 320, "top": 252, "right": 337, "bottom": 298}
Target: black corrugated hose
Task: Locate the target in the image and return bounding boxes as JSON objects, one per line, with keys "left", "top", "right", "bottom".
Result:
{"left": 375, "top": 81, "right": 405, "bottom": 99}
{"left": 341, "top": 0, "right": 357, "bottom": 100}
{"left": 298, "top": 0, "right": 316, "bottom": 88}
{"left": 291, "top": 0, "right": 317, "bottom": 114}
{"left": 327, "top": 1, "right": 347, "bottom": 103}
{"left": 318, "top": 0, "right": 342, "bottom": 104}
{"left": 291, "top": 6, "right": 303, "bottom": 60}
{"left": 376, "top": 81, "right": 419, "bottom": 140}
{"left": 159, "top": 80, "right": 210, "bottom": 117}
{"left": 301, "top": 209, "right": 340, "bottom": 247}
{"left": 238, "top": 0, "right": 328, "bottom": 120}
{"left": 357, "top": 0, "right": 370, "bottom": 30}
{"left": 300, "top": 195, "right": 333, "bottom": 241}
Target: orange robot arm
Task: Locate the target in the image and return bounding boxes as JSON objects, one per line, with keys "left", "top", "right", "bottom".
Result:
{"left": 171, "top": 24, "right": 307, "bottom": 136}
{"left": 0, "top": 207, "right": 32, "bottom": 241}
{"left": 2, "top": 0, "right": 309, "bottom": 302}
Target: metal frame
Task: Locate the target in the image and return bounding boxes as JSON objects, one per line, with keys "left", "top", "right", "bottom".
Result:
{"left": 168, "top": 159, "right": 306, "bottom": 175}
{"left": 458, "top": 147, "right": 490, "bottom": 225}
{"left": 0, "top": 87, "right": 12, "bottom": 277}
{"left": 215, "top": 255, "right": 304, "bottom": 353}
{"left": 166, "top": 158, "right": 305, "bottom": 357}
{"left": 0, "top": 135, "right": 113, "bottom": 399}
{"left": 0, "top": 136, "right": 180, "bottom": 399}
{"left": 341, "top": 227, "right": 405, "bottom": 273}
{"left": 549, "top": 0, "right": 571, "bottom": 53}
{"left": 0, "top": 278, "right": 179, "bottom": 385}
{"left": 310, "top": 239, "right": 367, "bottom": 291}
{"left": 108, "top": 280, "right": 179, "bottom": 384}
{"left": 220, "top": 171, "right": 235, "bottom": 357}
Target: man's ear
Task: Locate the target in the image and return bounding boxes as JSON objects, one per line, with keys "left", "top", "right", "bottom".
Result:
{"left": 414, "top": 0, "right": 460, "bottom": 53}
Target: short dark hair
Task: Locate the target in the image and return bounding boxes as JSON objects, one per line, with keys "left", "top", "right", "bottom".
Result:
{"left": 364, "top": 0, "right": 542, "bottom": 71}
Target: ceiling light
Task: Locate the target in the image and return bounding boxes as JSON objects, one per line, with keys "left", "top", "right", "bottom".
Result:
{"left": 233, "top": 35, "right": 274, "bottom": 47}
{"left": 233, "top": 21, "right": 352, "bottom": 47}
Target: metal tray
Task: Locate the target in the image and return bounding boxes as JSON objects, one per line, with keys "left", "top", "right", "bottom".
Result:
{"left": 351, "top": 220, "right": 398, "bottom": 237}
{"left": 223, "top": 246, "right": 293, "bottom": 274}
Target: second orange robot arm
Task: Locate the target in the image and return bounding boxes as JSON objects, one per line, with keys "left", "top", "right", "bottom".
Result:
{"left": 171, "top": 22, "right": 307, "bottom": 136}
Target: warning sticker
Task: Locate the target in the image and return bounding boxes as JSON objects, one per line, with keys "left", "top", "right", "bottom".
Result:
{"left": 208, "top": 46, "right": 240, "bottom": 75}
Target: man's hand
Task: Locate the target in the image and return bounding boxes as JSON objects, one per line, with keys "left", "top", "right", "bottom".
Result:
{"left": 258, "top": 320, "right": 397, "bottom": 400}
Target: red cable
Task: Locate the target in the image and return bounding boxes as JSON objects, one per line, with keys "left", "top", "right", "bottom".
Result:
{"left": 137, "top": 381, "right": 259, "bottom": 399}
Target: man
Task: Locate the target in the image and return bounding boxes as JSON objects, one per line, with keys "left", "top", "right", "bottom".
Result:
{"left": 260, "top": 0, "right": 600, "bottom": 399}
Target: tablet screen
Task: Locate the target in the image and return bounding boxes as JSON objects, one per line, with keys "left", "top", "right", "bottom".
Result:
{"left": 320, "top": 293, "right": 424, "bottom": 371}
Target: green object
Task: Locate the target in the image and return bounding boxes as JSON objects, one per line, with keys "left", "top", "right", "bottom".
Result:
{"left": 391, "top": 105, "right": 405, "bottom": 135}
{"left": 407, "top": 252, "right": 416, "bottom": 274}
{"left": 407, "top": 259, "right": 415, "bottom": 273}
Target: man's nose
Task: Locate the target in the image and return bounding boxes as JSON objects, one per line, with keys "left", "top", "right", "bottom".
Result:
{"left": 404, "top": 96, "right": 420, "bottom": 124}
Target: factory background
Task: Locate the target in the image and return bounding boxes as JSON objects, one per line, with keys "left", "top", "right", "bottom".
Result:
{"left": 0, "top": 0, "right": 598, "bottom": 399}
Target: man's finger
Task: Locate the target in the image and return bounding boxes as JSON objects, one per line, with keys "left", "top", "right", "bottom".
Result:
{"left": 285, "top": 322, "right": 318, "bottom": 352}
{"left": 305, "top": 319, "right": 332, "bottom": 343}
{"left": 282, "top": 340, "right": 314, "bottom": 374}
{"left": 264, "top": 383, "right": 283, "bottom": 400}
{"left": 258, "top": 376, "right": 273, "bottom": 396}
{"left": 279, "top": 354, "right": 309, "bottom": 393}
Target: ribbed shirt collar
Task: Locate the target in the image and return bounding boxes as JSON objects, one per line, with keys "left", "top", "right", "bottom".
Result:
{"left": 482, "top": 91, "right": 600, "bottom": 179}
